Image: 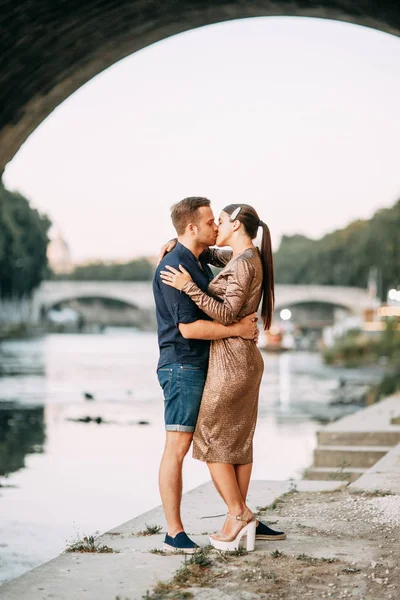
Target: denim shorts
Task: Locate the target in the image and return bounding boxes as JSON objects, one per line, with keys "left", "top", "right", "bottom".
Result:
{"left": 157, "top": 363, "right": 207, "bottom": 432}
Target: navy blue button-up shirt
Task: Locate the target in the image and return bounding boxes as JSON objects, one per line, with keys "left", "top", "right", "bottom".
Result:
{"left": 153, "top": 242, "right": 214, "bottom": 370}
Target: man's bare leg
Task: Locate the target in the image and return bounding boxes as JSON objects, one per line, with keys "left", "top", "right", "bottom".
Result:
{"left": 159, "top": 431, "right": 193, "bottom": 536}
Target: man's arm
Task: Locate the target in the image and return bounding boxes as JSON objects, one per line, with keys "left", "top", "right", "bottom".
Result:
{"left": 179, "top": 314, "right": 258, "bottom": 341}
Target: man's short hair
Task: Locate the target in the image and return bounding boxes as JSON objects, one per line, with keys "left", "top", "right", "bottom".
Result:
{"left": 170, "top": 197, "right": 211, "bottom": 235}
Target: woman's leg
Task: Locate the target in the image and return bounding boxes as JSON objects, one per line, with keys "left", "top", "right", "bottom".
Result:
{"left": 207, "top": 462, "right": 252, "bottom": 538}
{"left": 234, "top": 463, "right": 253, "bottom": 503}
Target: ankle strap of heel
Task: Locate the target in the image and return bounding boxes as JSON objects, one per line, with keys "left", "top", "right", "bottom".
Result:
{"left": 226, "top": 509, "right": 253, "bottom": 523}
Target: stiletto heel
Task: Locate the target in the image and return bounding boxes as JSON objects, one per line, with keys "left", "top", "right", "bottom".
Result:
{"left": 209, "top": 508, "right": 256, "bottom": 552}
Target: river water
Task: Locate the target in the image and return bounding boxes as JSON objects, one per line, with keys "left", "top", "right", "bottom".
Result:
{"left": 0, "top": 330, "right": 384, "bottom": 585}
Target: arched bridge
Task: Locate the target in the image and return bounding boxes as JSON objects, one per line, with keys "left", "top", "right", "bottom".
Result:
{"left": 1, "top": 1, "right": 400, "bottom": 175}
{"left": 32, "top": 280, "right": 377, "bottom": 322}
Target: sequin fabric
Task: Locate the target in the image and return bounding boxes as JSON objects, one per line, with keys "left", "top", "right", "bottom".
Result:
{"left": 182, "top": 247, "right": 264, "bottom": 464}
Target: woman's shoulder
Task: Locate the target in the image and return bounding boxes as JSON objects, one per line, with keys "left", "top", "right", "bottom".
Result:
{"left": 236, "top": 247, "right": 259, "bottom": 265}
{"left": 229, "top": 248, "right": 258, "bottom": 275}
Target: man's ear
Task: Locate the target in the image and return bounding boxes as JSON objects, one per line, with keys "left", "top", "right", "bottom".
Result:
{"left": 187, "top": 223, "right": 196, "bottom": 235}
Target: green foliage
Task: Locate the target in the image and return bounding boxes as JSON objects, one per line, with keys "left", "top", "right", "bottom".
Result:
{"left": 375, "top": 370, "right": 400, "bottom": 401}
{"left": 51, "top": 257, "right": 154, "bottom": 281}
{"left": 65, "top": 531, "right": 115, "bottom": 553}
{"left": 274, "top": 199, "right": 400, "bottom": 297}
{"left": 324, "top": 318, "right": 400, "bottom": 367}
{"left": 0, "top": 181, "right": 51, "bottom": 298}
{"left": 136, "top": 524, "right": 163, "bottom": 536}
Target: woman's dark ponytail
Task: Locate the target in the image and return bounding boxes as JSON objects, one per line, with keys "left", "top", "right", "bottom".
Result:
{"left": 223, "top": 203, "right": 275, "bottom": 330}
{"left": 259, "top": 221, "right": 275, "bottom": 330}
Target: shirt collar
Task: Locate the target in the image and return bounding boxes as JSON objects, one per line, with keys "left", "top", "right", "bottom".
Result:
{"left": 176, "top": 241, "right": 201, "bottom": 263}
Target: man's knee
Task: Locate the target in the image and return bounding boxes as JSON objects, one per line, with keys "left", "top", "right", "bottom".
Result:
{"left": 165, "top": 432, "right": 193, "bottom": 460}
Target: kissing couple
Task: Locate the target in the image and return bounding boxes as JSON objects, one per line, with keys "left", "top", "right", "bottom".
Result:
{"left": 153, "top": 196, "right": 286, "bottom": 553}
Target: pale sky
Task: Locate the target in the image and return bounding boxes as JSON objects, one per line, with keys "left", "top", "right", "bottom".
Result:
{"left": 4, "top": 17, "right": 400, "bottom": 262}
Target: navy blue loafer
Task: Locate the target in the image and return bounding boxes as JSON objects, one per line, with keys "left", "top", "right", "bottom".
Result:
{"left": 163, "top": 531, "right": 199, "bottom": 554}
{"left": 256, "top": 521, "right": 286, "bottom": 540}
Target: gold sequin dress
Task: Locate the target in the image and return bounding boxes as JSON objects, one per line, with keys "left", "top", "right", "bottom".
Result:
{"left": 181, "top": 247, "right": 264, "bottom": 464}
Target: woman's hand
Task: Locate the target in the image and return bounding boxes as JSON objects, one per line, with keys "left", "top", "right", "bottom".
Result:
{"left": 160, "top": 265, "right": 193, "bottom": 291}
{"left": 156, "top": 238, "right": 177, "bottom": 266}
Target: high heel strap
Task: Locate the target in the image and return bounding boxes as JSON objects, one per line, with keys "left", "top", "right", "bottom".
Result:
{"left": 226, "top": 507, "right": 254, "bottom": 523}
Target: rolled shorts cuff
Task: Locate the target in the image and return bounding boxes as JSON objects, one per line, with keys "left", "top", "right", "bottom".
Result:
{"left": 165, "top": 424, "right": 195, "bottom": 433}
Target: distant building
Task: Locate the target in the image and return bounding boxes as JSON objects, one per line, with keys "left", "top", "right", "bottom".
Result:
{"left": 47, "top": 229, "right": 73, "bottom": 274}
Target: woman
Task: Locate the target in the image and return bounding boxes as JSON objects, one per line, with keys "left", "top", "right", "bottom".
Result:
{"left": 160, "top": 203, "right": 280, "bottom": 551}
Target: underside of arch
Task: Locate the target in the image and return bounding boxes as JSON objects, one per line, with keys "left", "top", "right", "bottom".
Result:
{"left": 1, "top": 1, "right": 400, "bottom": 175}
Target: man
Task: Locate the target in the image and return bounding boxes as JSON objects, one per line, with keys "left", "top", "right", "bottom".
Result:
{"left": 153, "top": 197, "right": 258, "bottom": 553}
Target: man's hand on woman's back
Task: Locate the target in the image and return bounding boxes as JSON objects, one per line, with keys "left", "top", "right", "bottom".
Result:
{"left": 235, "top": 313, "right": 259, "bottom": 343}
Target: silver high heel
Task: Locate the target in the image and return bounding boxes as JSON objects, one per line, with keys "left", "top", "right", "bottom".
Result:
{"left": 209, "top": 508, "right": 256, "bottom": 552}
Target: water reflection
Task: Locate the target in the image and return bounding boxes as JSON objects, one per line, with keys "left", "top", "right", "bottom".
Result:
{"left": 0, "top": 404, "right": 45, "bottom": 478}
{"left": 278, "top": 352, "right": 291, "bottom": 407}
{"left": 0, "top": 343, "right": 45, "bottom": 377}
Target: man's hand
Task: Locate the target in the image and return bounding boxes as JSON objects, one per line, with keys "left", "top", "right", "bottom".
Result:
{"left": 234, "top": 313, "right": 259, "bottom": 342}
{"left": 157, "top": 238, "right": 177, "bottom": 266}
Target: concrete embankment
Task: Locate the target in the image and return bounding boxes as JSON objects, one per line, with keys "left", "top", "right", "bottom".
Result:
{"left": 1, "top": 394, "right": 399, "bottom": 600}
{"left": 304, "top": 393, "right": 400, "bottom": 483}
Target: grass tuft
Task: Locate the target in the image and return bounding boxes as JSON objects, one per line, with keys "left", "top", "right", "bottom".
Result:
{"left": 137, "top": 524, "right": 163, "bottom": 536}
{"left": 271, "top": 549, "right": 285, "bottom": 559}
{"left": 65, "top": 532, "right": 115, "bottom": 553}
{"left": 149, "top": 548, "right": 167, "bottom": 555}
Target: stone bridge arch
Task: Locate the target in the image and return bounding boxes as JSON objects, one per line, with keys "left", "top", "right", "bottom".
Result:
{"left": 2, "top": 1, "right": 400, "bottom": 175}
{"left": 32, "top": 280, "right": 154, "bottom": 322}
{"left": 273, "top": 284, "right": 377, "bottom": 317}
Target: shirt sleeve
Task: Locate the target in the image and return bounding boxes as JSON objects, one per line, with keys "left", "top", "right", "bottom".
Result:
{"left": 181, "top": 257, "right": 254, "bottom": 325}
{"left": 158, "top": 274, "right": 200, "bottom": 325}
{"left": 201, "top": 247, "right": 232, "bottom": 268}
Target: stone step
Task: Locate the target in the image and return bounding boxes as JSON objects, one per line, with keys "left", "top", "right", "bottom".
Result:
{"left": 317, "top": 430, "right": 400, "bottom": 447}
{"left": 313, "top": 445, "right": 391, "bottom": 469}
{"left": 303, "top": 467, "right": 366, "bottom": 483}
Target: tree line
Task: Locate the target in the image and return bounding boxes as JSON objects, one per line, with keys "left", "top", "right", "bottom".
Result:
{"left": 52, "top": 258, "right": 154, "bottom": 281}
{"left": 0, "top": 182, "right": 50, "bottom": 298}
{"left": 274, "top": 199, "right": 400, "bottom": 299}
{"left": 1, "top": 180, "right": 399, "bottom": 296}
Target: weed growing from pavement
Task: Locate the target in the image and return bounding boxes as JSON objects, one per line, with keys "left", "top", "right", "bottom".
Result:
{"left": 296, "top": 553, "right": 337, "bottom": 565}
{"left": 149, "top": 548, "right": 168, "bottom": 555}
{"left": 142, "top": 585, "right": 193, "bottom": 600}
{"left": 168, "top": 549, "right": 213, "bottom": 588}
{"left": 342, "top": 566, "right": 362, "bottom": 573}
{"left": 65, "top": 532, "right": 115, "bottom": 553}
{"left": 256, "top": 495, "right": 286, "bottom": 513}
{"left": 137, "top": 524, "right": 163, "bottom": 536}
{"left": 271, "top": 549, "right": 285, "bottom": 559}
{"left": 320, "top": 557, "right": 339, "bottom": 563}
